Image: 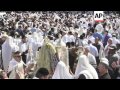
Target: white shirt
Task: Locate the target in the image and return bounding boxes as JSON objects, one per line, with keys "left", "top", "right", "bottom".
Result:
{"left": 89, "top": 44, "right": 99, "bottom": 57}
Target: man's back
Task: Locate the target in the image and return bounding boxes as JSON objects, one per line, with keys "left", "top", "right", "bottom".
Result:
{"left": 89, "top": 44, "right": 98, "bottom": 57}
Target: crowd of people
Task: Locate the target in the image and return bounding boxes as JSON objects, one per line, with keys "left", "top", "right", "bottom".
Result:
{"left": 0, "top": 11, "right": 120, "bottom": 79}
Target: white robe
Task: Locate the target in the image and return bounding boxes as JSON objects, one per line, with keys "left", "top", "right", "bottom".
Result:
{"left": 8, "top": 58, "right": 24, "bottom": 73}
{"left": 75, "top": 55, "right": 98, "bottom": 79}
{"left": 18, "top": 42, "right": 28, "bottom": 54}
{"left": 78, "top": 70, "right": 93, "bottom": 79}
{"left": 61, "top": 34, "right": 68, "bottom": 43}
{"left": 13, "top": 38, "right": 21, "bottom": 46}
{"left": 67, "top": 35, "right": 75, "bottom": 43}
{"left": 89, "top": 44, "right": 98, "bottom": 57}
{"left": 52, "top": 61, "right": 73, "bottom": 79}
{"left": 87, "top": 53, "right": 97, "bottom": 67}
{"left": 2, "top": 37, "right": 15, "bottom": 72}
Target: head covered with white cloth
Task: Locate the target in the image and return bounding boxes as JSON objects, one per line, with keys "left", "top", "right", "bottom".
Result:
{"left": 75, "top": 55, "right": 98, "bottom": 79}
{"left": 2, "top": 36, "right": 16, "bottom": 72}
{"left": 52, "top": 61, "right": 73, "bottom": 79}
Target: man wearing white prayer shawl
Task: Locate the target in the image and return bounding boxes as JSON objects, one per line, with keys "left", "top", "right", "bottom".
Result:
{"left": 84, "top": 46, "right": 97, "bottom": 68}
{"left": 8, "top": 51, "right": 25, "bottom": 79}
{"left": 8, "top": 51, "right": 35, "bottom": 79}
{"left": 2, "top": 36, "right": 17, "bottom": 72}
{"left": 52, "top": 61, "right": 73, "bottom": 79}
{"left": 75, "top": 55, "right": 98, "bottom": 79}
{"left": 55, "top": 36, "right": 69, "bottom": 67}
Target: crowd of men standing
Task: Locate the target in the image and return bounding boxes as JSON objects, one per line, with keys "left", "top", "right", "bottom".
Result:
{"left": 0, "top": 11, "right": 120, "bottom": 79}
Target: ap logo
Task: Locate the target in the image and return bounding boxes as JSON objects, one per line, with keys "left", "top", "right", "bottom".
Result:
{"left": 94, "top": 11, "right": 104, "bottom": 22}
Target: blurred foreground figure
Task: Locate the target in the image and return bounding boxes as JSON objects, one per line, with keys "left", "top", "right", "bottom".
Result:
{"left": 52, "top": 61, "right": 73, "bottom": 79}
{"left": 2, "top": 36, "right": 16, "bottom": 72}
{"left": 98, "top": 58, "right": 111, "bottom": 79}
{"left": 75, "top": 55, "right": 98, "bottom": 79}
{"left": 34, "top": 68, "right": 49, "bottom": 79}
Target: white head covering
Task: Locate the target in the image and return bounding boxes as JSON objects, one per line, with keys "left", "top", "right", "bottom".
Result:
{"left": 75, "top": 55, "right": 98, "bottom": 79}
{"left": 52, "top": 61, "right": 73, "bottom": 79}
{"left": 100, "top": 58, "right": 109, "bottom": 66}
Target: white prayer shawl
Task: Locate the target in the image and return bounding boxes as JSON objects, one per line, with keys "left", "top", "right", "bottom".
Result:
{"left": 99, "top": 41, "right": 105, "bottom": 59}
{"left": 8, "top": 58, "right": 18, "bottom": 73}
{"left": 27, "top": 35, "right": 41, "bottom": 63}
{"left": 78, "top": 70, "right": 93, "bottom": 79}
{"left": 13, "top": 38, "right": 21, "bottom": 46}
{"left": 56, "top": 38, "right": 69, "bottom": 67}
{"left": 52, "top": 61, "right": 73, "bottom": 79}
{"left": 9, "top": 61, "right": 25, "bottom": 79}
{"left": 67, "top": 35, "right": 75, "bottom": 43}
{"left": 87, "top": 53, "right": 97, "bottom": 67}
{"left": 12, "top": 44, "right": 20, "bottom": 53}
{"left": 8, "top": 58, "right": 24, "bottom": 73}
{"left": 61, "top": 34, "right": 68, "bottom": 43}
{"left": 55, "top": 39, "right": 66, "bottom": 47}
{"left": 112, "top": 37, "right": 120, "bottom": 45}
{"left": 89, "top": 44, "right": 98, "bottom": 57}
{"left": 75, "top": 55, "right": 98, "bottom": 79}
{"left": 18, "top": 42, "right": 28, "bottom": 53}
{"left": 2, "top": 37, "right": 15, "bottom": 72}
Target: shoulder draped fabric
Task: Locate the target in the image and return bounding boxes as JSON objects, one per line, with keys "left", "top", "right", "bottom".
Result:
{"left": 9, "top": 62, "right": 25, "bottom": 79}
{"left": 79, "top": 70, "right": 94, "bottom": 79}
{"left": 36, "top": 40, "right": 57, "bottom": 73}
{"left": 2, "top": 37, "right": 15, "bottom": 72}
{"left": 52, "top": 61, "right": 73, "bottom": 79}
{"left": 55, "top": 38, "right": 69, "bottom": 67}
{"left": 75, "top": 55, "right": 98, "bottom": 79}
